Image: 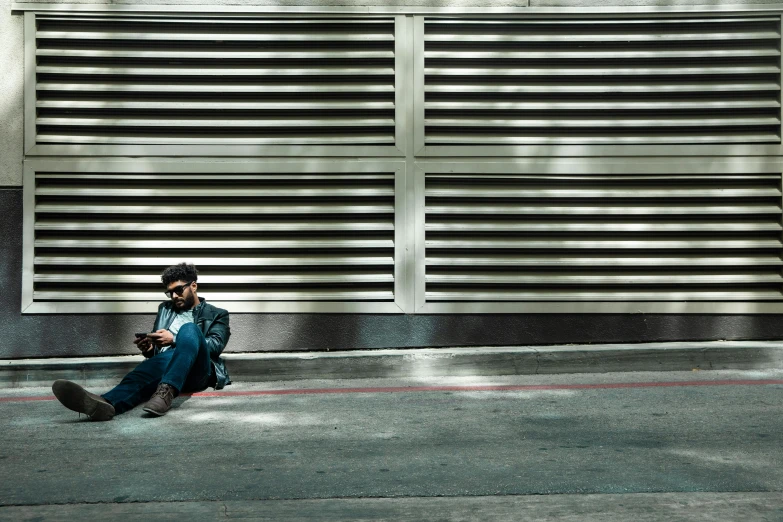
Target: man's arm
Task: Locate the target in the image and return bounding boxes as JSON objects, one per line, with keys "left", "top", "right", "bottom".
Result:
{"left": 203, "top": 308, "right": 230, "bottom": 357}
{"left": 134, "top": 303, "right": 166, "bottom": 357}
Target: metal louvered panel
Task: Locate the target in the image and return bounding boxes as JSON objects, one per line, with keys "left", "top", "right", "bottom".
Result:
{"left": 424, "top": 17, "right": 782, "bottom": 145}
{"left": 425, "top": 172, "right": 783, "bottom": 302}
{"left": 33, "top": 16, "right": 396, "bottom": 146}
{"left": 31, "top": 166, "right": 396, "bottom": 303}
{"left": 19, "top": 8, "right": 783, "bottom": 315}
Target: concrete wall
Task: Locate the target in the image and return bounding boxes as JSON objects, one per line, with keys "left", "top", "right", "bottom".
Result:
{"left": 3, "top": 1, "right": 783, "bottom": 359}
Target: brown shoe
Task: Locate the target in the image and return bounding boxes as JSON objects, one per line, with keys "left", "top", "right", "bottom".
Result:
{"left": 142, "top": 383, "right": 177, "bottom": 416}
{"left": 52, "top": 379, "right": 115, "bottom": 421}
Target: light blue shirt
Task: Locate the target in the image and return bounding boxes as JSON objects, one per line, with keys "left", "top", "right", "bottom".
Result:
{"left": 159, "top": 309, "right": 194, "bottom": 353}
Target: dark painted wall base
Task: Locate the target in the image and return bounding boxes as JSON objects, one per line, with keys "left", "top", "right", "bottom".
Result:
{"left": 2, "top": 189, "right": 782, "bottom": 359}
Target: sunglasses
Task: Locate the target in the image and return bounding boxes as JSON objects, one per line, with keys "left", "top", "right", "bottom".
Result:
{"left": 165, "top": 281, "right": 193, "bottom": 298}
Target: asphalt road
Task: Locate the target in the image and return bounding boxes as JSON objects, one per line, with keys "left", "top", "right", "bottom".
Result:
{"left": 1, "top": 369, "right": 782, "bottom": 520}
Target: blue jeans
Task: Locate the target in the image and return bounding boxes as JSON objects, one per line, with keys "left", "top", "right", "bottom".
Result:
{"left": 102, "top": 323, "right": 213, "bottom": 414}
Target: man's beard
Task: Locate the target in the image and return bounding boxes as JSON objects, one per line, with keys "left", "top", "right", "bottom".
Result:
{"left": 176, "top": 293, "right": 196, "bottom": 310}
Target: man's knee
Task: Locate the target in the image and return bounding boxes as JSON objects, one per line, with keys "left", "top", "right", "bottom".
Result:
{"left": 179, "top": 322, "right": 199, "bottom": 335}
{"left": 175, "top": 323, "right": 201, "bottom": 346}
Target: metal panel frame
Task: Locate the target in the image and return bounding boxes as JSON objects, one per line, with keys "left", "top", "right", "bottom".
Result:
{"left": 23, "top": 12, "right": 36, "bottom": 154}
{"left": 24, "top": 11, "right": 406, "bottom": 158}
{"left": 415, "top": 157, "right": 783, "bottom": 314}
{"left": 16, "top": 6, "right": 783, "bottom": 315}
{"left": 394, "top": 15, "right": 409, "bottom": 159}
{"left": 22, "top": 158, "right": 407, "bottom": 314}
{"left": 397, "top": 14, "right": 416, "bottom": 314}
{"left": 413, "top": 163, "right": 426, "bottom": 311}
{"left": 418, "top": 12, "right": 783, "bottom": 157}
{"left": 21, "top": 162, "right": 36, "bottom": 310}
{"left": 20, "top": 9, "right": 783, "bottom": 158}
{"left": 413, "top": 16, "right": 426, "bottom": 157}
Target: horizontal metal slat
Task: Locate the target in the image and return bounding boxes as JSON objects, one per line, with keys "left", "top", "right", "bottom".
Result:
{"left": 36, "top": 83, "right": 395, "bottom": 94}
{"left": 37, "top": 173, "right": 394, "bottom": 181}
{"left": 425, "top": 136, "right": 782, "bottom": 144}
{"left": 425, "top": 101, "right": 781, "bottom": 110}
{"left": 35, "top": 118, "right": 396, "bottom": 129}
{"left": 36, "top": 221, "right": 394, "bottom": 232}
{"left": 427, "top": 174, "right": 780, "bottom": 181}
{"left": 36, "top": 187, "right": 394, "bottom": 197}
{"left": 35, "top": 116, "right": 392, "bottom": 129}
{"left": 36, "top": 66, "right": 396, "bottom": 76}
{"left": 426, "top": 239, "right": 782, "bottom": 249}
{"left": 37, "top": 101, "right": 396, "bottom": 110}
{"left": 36, "top": 239, "right": 395, "bottom": 249}
{"left": 37, "top": 173, "right": 394, "bottom": 180}
{"left": 424, "top": 66, "right": 782, "bottom": 77}
{"left": 425, "top": 32, "right": 781, "bottom": 43}
{"left": 426, "top": 255, "right": 783, "bottom": 267}
{"left": 425, "top": 83, "right": 781, "bottom": 94}
{"left": 425, "top": 135, "right": 782, "bottom": 144}
{"left": 36, "top": 31, "right": 395, "bottom": 42}
{"left": 35, "top": 273, "right": 395, "bottom": 284}
{"left": 425, "top": 49, "right": 780, "bottom": 60}
{"left": 37, "top": 17, "right": 393, "bottom": 24}
{"left": 425, "top": 204, "right": 782, "bottom": 215}
{"left": 35, "top": 117, "right": 394, "bottom": 129}
{"left": 425, "top": 117, "right": 781, "bottom": 128}
{"left": 425, "top": 18, "right": 782, "bottom": 25}
{"left": 37, "top": 49, "right": 395, "bottom": 59}
{"left": 33, "top": 290, "right": 396, "bottom": 301}
{"left": 426, "top": 187, "right": 781, "bottom": 198}
{"left": 34, "top": 255, "right": 395, "bottom": 266}
{"left": 426, "top": 273, "right": 781, "bottom": 284}
{"left": 425, "top": 222, "right": 782, "bottom": 233}
{"left": 35, "top": 135, "right": 395, "bottom": 145}
{"left": 425, "top": 290, "right": 783, "bottom": 301}
{"left": 35, "top": 203, "right": 395, "bottom": 214}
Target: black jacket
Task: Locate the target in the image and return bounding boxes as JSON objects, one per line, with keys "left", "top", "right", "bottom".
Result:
{"left": 152, "top": 297, "right": 231, "bottom": 390}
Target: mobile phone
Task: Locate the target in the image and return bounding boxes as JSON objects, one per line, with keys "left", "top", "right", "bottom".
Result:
{"left": 135, "top": 332, "right": 151, "bottom": 338}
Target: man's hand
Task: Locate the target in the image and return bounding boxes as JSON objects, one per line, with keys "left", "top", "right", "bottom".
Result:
{"left": 133, "top": 335, "right": 154, "bottom": 357}
{"left": 148, "top": 329, "right": 175, "bottom": 348}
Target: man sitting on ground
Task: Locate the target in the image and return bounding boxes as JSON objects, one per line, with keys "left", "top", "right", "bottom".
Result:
{"left": 52, "top": 262, "right": 231, "bottom": 420}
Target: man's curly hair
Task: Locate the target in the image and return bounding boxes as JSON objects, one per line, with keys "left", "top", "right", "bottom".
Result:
{"left": 161, "top": 263, "right": 199, "bottom": 287}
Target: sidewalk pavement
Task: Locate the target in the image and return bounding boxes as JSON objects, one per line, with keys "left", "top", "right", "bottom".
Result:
{"left": 2, "top": 492, "right": 783, "bottom": 521}
{"left": 1, "top": 369, "right": 782, "bottom": 521}
{"left": 2, "top": 341, "right": 783, "bottom": 521}
{"left": 2, "top": 340, "right": 783, "bottom": 388}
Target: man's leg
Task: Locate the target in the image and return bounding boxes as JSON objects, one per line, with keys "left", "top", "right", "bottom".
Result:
{"left": 163, "top": 322, "right": 213, "bottom": 393}
{"left": 101, "top": 351, "right": 174, "bottom": 414}
{"left": 52, "top": 351, "right": 172, "bottom": 420}
{"left": 52, "top": 380, "right": 116, "bottom": 421}
{"left": 143, "top": 323, "right": 212, "bottom": 416}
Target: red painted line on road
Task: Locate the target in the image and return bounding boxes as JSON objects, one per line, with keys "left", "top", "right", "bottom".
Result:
{"left": 0, "top": 395, "right": 56, "bottom": 402}
{"left": 5, "top": 378, "right": 782, "bottom": 403}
